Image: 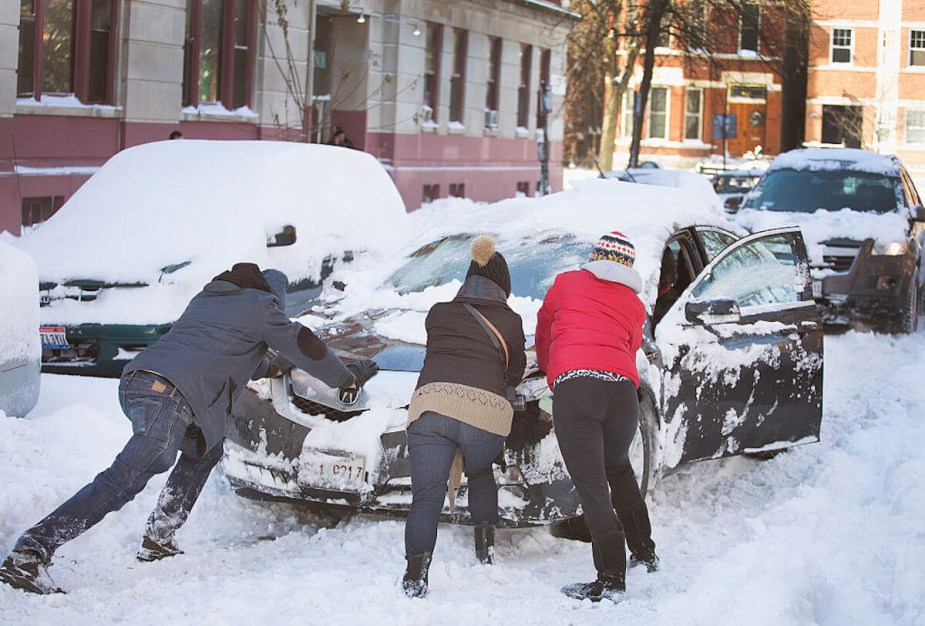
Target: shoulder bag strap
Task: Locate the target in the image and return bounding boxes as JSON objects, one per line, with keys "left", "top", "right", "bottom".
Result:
{"left": 461, "top": 303, "right": 509, "bottom": 369}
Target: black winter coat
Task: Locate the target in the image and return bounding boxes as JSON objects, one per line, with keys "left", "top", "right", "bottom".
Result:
{"left": 415, "top": 276, "right": 526, "bottom": 398}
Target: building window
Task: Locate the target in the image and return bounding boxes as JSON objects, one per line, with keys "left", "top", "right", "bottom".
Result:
{"left": 422, "top": 23, "right": 442, "bottom": 123}
{"left": 684, "top": 88, "right": 703, "bottom": 140}
{"left": 907, "top": 111, "right": 925, "bottom": 144}
{"left": 22, "top": 196, "right": 64, "bottom": 228}
{"left": 687, "top": 0, "right": 708, "bottom": 50}
{"left": 485, "top": 37, "right": 502, "bottom": 128}
{"left": 622, "top": 90, "right": 635, "bottom": 137}
{"left": 516, "top": 181, "right": 530, "bottom": 196}
{"left": 740, "top": 2, "right": 760, "bottom": 53}
{"left": 449, "top": 29, "right": 468, "bottom": 124}
{"left": 449, "top": 183, "right": 465, "bottom": 198}
{"left": 655, "top": 29, "right": 671, "bottom": 49}
{"left": 911, "top": 30, "right": 925, "bottom": 66}
{"left": 17, "top": 0, "right": 117, "bottom": 103}
{"left": 831, "top": 28, "right": 852, "bottom": 64}
{"left": 648, "top": 87, "right": 669, "bottom": 139}
{"left": 537, "top": 48, "right": 551, "bottom": 128}
{"left": 517, "top": 44, "right": 533, "bottom": 129}
{"left": 183, "top": 0, "right": 255, "bottom": 109}
{"left": 423, "top": 184, "right": 440, "bottom": 204}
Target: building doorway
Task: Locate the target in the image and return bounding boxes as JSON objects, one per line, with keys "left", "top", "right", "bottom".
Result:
{"left": 725, "top": 85, "right": 767, "bottom": 157}
{"left": 821, "top": 105, "right": 862, "bottom": 148}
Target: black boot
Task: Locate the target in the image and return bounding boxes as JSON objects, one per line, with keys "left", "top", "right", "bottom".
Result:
{"left": 0, "top": 550, "right": 64, "bottom": 595}
{"left": 616, "top": 502, "right": 659, "bottom": 572}
{"left": 137, "top": 535, "right": 184, "bottom": 562}
{"left": 474, "top": 523, "right": 495, "bottom": 565}
{"left": 402, "top": 553, "right": 432, "bottom": 598}
{"left": 561, "top": 530, "right": 626, "bottom": 602}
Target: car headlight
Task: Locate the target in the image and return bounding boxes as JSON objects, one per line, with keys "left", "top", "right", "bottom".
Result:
{"left": 872, "top": 241, "right": 907, "bottom": 256}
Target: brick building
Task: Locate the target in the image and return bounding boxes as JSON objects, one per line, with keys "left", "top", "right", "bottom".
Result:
{"left": 1, "top": 1, "right": 574, "bottom": 235}
{"left": 807, "top": 0, "right": 925, "bottom": 179}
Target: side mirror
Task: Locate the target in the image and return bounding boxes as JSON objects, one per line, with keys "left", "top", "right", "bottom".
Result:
{"left": 724, "top": 195, "right": 744, "bottom": 213}
{"left": 913, "top": 205, "right": 925, "bottom": 223}
{"left": 685, "top": 298, "right": 741, "bottom": 324}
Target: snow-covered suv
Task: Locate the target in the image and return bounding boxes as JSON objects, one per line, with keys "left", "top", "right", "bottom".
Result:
{"left": 735, "top": 148, "right": 925, "bottom": 333}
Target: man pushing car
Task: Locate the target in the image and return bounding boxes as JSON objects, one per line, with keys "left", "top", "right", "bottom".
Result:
{"left": 0, "top": 262, "right": 378, "bottom": 595}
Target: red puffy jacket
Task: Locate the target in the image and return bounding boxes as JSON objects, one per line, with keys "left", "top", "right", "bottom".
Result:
{"left": 535, "top": 263, "right": 645, "bottom": 388}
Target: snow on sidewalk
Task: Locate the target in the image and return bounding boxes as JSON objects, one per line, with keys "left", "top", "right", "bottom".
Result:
{"left": 1, "top": 332, "right": 923, "bottom": 625}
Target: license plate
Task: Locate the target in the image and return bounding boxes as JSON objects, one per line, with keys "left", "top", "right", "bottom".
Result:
{"left": 298, "top": 450, "right": 366, "bottom": 490}
{"left": 40, "top": 326, "right": 69, "bottom": 349}
{"left": 811, "top": 280, "right": 822, "bottom": 299}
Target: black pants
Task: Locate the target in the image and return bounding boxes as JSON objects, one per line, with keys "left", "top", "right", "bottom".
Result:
{"left": 553, "top": 376, "right": 650, "bottom": 540}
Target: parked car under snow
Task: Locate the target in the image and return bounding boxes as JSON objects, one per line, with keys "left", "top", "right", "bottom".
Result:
{"left": 223, "top": 180, "right": 825, "bottom": 530}
{"left": 735, "top": 148, "right": 925, "bottom": 333}
{"left": 0, "top": 240, "right": 40, "bottom": 417}
{"left": 14, "top": 140, "right": 408, "bottom": 376}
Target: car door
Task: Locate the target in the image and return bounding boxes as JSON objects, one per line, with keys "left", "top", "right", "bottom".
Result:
{"left": 656, "top": 227, "right": 824, "bottom": 468}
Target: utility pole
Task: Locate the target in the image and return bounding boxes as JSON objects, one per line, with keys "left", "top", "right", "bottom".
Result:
{"left": 537, "top": 80, "right": 552, "bottom": 196}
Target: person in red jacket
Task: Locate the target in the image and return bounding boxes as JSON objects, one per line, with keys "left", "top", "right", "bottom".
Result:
{"left": 535, "top": 231, "right": 658, "bottom": 603}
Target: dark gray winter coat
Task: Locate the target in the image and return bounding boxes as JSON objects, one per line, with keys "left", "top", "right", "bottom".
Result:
{"left": 125, "top": 263, "right": 351, "bottom": 451}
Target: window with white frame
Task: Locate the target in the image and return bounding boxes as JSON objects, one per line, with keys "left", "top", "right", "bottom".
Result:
{"left": 648, "top": 87, "right": 669, "bottom": 139}
{"left": 906, "top": 110, "right": 925, "bottom": 144}
{"left": 911, "top": 30, "right": 925, "bottom": 66}
{"left": 684, "top": 88, "right": 703, "bottom": 140}
{"left": 831, "top": 28, "right": 852, "bottom": 64}
{"left": 623, "top": 90, "right": 634, "bottom": 137}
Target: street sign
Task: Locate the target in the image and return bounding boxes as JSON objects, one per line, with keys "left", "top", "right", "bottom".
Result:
{"left": 712, "top": 114, "right": 737, "bottom": 140}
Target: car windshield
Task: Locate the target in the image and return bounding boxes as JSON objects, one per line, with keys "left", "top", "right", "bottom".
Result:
{"left": 743, "top": 169, "right": 899, "bottom": 214}
{"left": 387, "top": 234, "right": 589, "bottom": 300}
{"left": 713, "top": 174, "right": 761, "bottom": 195}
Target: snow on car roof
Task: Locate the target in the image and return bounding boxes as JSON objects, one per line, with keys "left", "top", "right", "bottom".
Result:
{"left": 627, "top": 168, "right": 724, "bottom": 215}
{"left": 768, "top": 148, "right": 901, "bottom": 177}
{"left": 15, "top": 140, "right": 408, "bottom": 286}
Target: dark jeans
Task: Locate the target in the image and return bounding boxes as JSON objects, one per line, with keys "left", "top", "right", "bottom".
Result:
{"left": 553, "top": 376, "right": 652, "bottom": 547}
{"left": 14, "top": 371, "right": 221, "bottom": 563}
{"left": 404, "top": 411, "right": 505, "bottom": 558}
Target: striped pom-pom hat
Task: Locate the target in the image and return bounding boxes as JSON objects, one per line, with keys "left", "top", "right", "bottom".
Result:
{"left": 589, "top": 231, "right": 636, "bottom": 267}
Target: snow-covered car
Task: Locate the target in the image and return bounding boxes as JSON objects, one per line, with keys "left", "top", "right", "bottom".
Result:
{"left": 735, "top": 148, "right": 925, "bottom": 333}
{"left": 604, "top": 168, "right": 724, "bottom": 216}
{"left": 0, "top": 240, "right": 40, "bottom": 417}
{"left": 223, "top": 179, "right": 825, "bottom": 529}
{"left": 711, "top": 170, "right": 764, "bottom": 212}
{"left": 14, "top": 140, "right": 408, "bottom": 376}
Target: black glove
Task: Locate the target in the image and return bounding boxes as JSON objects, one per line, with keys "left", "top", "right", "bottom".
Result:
{"left": 338, "top": 377, "right": 361, "bottom": 406}
{"left": 346, "top": 359, "right": 379, "bottom": 387}
{"left": 265, "top": 354, "right": 296, "bottom": 379}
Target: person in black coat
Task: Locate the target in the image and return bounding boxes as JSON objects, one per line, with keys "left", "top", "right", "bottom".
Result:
{"left": 0, "top": 263, "right": 377, "bottom": 595}
{"left": 401, "top": 236, "right": 526, "bottom": 597}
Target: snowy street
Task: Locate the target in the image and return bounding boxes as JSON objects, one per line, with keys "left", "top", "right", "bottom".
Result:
{"left": 1, "top": 330, "right": 922, "bottom": 625}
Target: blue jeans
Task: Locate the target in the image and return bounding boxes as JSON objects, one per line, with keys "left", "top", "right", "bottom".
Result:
{"left": 404, "top": 411, "right": 505, "bottom": 558}
{"left": 14, "top": 371, "right": 221, "bottom": 563}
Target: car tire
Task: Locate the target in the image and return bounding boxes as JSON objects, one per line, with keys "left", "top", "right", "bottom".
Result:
{"left": 897, "top": 274, "right": 920, "bottom": 334}
{"left": 548, "top": 396, "right": 656, "bottom": 543}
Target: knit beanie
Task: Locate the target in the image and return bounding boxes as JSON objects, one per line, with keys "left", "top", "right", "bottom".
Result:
{"left": 261, "top": 268, "right": 289, "bottom": 310}
{"left": 465, "top": 235, "right": 511, "bottom": 297}
{"left": 589, "top": 231, "right": 636, "bottom": 267}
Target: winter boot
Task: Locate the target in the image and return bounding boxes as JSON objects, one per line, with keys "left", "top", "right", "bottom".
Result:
{"left": 402, "top": 552, "right": 432, "bottom": 598}
{"left": 561, "top": 530, "right": 626, "bottom": 602}
{"left": 616, "top": 502, "right": 659, "bottom": 573}
{"left": 0, "top": 550, "right": 64, "bottom": 595}
{"left": 474, "top": 523, "right": 495, "bottom": 565}
{"left": 137, "top": 535, "right": 184, "bottom": 562}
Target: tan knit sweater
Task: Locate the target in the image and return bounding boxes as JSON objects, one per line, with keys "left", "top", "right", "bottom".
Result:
{"left": 407, "top": 382, "right": 514, "bottom": 437}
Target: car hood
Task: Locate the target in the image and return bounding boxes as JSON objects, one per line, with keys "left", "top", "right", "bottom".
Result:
{"left": 734, "top": 207, "right": 910, "bottom": 264}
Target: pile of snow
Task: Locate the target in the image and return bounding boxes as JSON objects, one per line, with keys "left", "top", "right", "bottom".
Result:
{"left": 14, "top": 140, "right": 409, "bottom": 324}
{"left": 629, "top": 168, "right": 724, "bottom": 216}
{"left": 0, "top": 241, "right": 40, "bottom": 418}
{"left": 1, "top": 332, "right": 923, "bottom": 622}
{"left": 767, "top": 148, "right": 900, "bottom": 177}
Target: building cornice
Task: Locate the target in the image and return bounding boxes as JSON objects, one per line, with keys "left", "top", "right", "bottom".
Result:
{"left": 507, "top": 0, "right": 581, "bottom": 20}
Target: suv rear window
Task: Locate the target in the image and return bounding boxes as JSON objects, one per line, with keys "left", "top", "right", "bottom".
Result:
{"left": 744, "top": 170, "right": 899, "bottom": 214}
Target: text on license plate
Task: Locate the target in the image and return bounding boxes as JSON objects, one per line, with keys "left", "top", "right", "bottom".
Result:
{"left": 298, "top": 450, "right": 366, "bottom": 490}
{"left": 40, "top": 326, "right": 69, "bottom": 349}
